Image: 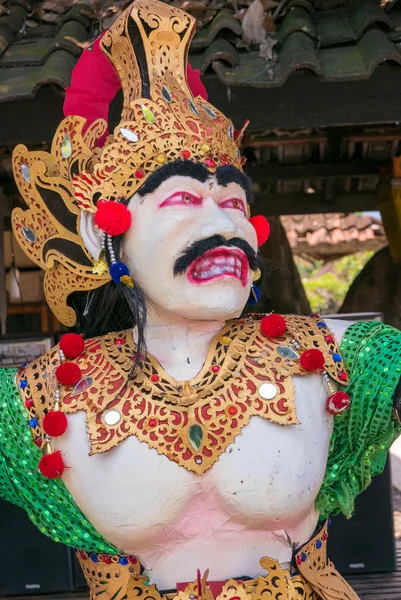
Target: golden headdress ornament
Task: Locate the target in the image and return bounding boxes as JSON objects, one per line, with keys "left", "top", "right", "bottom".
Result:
{"left": 11, "top": 0, "right": 248, "bottom": 326}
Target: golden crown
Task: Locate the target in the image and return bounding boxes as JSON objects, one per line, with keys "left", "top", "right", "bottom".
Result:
{"left": 11, "top": 0, "right": 245, "bottom": 326}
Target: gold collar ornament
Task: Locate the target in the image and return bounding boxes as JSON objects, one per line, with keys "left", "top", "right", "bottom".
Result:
{"left": 11, "top": 0, "right": 246, "bottom": 326}
{"left": 18, "top": 315, "right": 349, "bottom": 476}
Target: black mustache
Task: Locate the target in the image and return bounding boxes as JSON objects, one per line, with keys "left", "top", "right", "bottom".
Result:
{"left": 173, "top": 235, "right": 258, "bottom": 276}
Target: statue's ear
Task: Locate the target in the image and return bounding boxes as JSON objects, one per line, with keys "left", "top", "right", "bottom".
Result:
{"left": 80, "top": 211, "right": 102, "bottom": 261}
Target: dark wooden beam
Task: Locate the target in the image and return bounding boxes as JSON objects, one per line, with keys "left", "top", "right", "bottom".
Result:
{"left": 253, "top": 191, "right": 377, "bottom": 216}
{"left": 206, "top": 64, "right": 401, "bottom": 131}
{"left": 0, "top": 85, "right": 64, "bottom": 146}
{"left": 245, "top": 162, "right": 380, "bottom": 182}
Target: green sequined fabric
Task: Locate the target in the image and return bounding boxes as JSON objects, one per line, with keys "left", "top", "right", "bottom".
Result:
{"left": 0, "top": 367, "right": 118, "bottom": 554}
{"left": 316, "top": 320, "right": 401, "bottom": 518}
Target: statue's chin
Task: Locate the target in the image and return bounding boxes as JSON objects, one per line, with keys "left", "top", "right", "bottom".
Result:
{"left": 166, "top": 292, "right": 248, "bottom": 322}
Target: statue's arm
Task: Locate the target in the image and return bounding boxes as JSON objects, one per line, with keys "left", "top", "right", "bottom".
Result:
{"left": 0, "top": 367, "right": 29, "bottom": 507}
{"left": 317, "top": 318, "right": 401, "bottom": 519}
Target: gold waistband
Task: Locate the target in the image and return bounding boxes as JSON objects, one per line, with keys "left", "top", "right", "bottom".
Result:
{"left": 76, "top": 522, "right": 359, "bottom": 600}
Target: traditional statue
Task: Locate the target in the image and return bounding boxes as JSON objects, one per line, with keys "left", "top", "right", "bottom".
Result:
{"left": 1, "top": 2, "right": 401, "bottom": 599}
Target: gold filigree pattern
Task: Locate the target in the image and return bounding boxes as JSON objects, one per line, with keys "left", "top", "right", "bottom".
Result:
{"left": 11, "top": 0, "right": 243, "bottom": 326}
{"left": 74, "top": 520, "right": 358, "bottom": 600}
{"left": 18, "top": 316, "right": 348, "bottom": 475}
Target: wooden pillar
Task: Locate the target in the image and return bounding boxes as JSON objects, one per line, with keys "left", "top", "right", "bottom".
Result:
{"left": 377, "top": 159, "right": 401, "bottom": 262}
{"left": 257, "top": 216, "right": 311, "bottom": 315}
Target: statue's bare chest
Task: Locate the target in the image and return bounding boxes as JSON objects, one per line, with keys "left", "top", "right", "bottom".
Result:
{"left": 56, "top": 374, "right": 333, "bottom": 587}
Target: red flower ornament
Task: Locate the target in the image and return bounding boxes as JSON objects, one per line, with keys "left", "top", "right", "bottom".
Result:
{"left": 38, "top": 451, "right": 66, "bottom": 479}
{"left": 249, "top": 216, "right": 270, "bottom": 247}
{"left": 43, "top": 411, "right": 68, "bottom": 437}
{"left": 300, "top": 349, "right": 325, "bottom": 371}
{"left": 95, "top": 201, "right": 131, "bottom": 236}
{"left": 326, "top": 391, "right": 351, "bottom": 415}
{"left": 56, "top": 362, "right": 82, "bottom": 386}
{"left": 59, "top": 333, "right": 84, "bottom": 359}
{"left": 260, "top": 314, "right": 287, "bottom": 338}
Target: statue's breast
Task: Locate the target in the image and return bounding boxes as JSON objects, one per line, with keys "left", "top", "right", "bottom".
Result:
{"left": 55, "top": 372, "right": 332, "bottom": 588}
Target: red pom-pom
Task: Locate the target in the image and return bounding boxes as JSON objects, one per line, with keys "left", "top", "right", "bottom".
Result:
{"left": 300, "top": 348, "right": 325, "bottom": 371}
{"left": 43, "top": 411, "right": 68, "bottom": 437}
{"left": 56, "top": 362, "right": 82, "bottom": 386}
{"left": 260, "top": 314, "right": 287, "bottom": 338}
{"left": 249, "top": 215, "right": 271, "bottom": 247}
{"left": 326, "top": 391, "right": 351, "bottom": 415}
{"left": 94, "top": 201, "right": 131, "bottom": 236}
{"left": 38, "top": 451, "right": 66, "bottom": 479}
{"left": 59, "top": 333, "right": 84, "bottom": 359}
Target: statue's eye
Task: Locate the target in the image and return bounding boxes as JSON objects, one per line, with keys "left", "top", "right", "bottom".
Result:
{"left": 159, "top": 191, "right": 202, "bottom": 208}
{"left": 220, "top": 197, "right": 246, "bottom": 214}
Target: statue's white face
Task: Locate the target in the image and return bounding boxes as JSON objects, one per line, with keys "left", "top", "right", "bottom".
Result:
{"left": 123, "top": 164, "right": 258, "bottom": 321}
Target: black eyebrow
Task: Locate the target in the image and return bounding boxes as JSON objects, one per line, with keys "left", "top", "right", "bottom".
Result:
{"left": 137, "top": 159, "right": 253, "bottom": 203}
{"left": 137, "top": 160, "right": 210, "bottom": 196}
{"left": 215, "top": 165, "right": 253, "bottom": 204}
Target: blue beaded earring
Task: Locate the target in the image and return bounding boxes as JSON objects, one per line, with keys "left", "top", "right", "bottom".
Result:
{"left": 247, "top": 268, "right": 261, "bottom": 305}
{"left": 104, "top": 233, "right": 134, "bottom": 288}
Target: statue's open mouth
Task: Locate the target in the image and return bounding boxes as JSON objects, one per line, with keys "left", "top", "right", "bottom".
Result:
{"left": 186, "top": 247, "right": 248, "bottom": 286}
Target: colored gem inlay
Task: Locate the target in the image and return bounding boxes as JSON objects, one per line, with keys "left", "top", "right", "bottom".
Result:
{"left": 21, "top": 226, "right": 36, "bottom": 243}
{"left": 71, "top": 377, "right": 93, "bottom": 396}
{"left": 120, "top": 128, "right": 138, "bottom": 142}
{"left": 20, "top": 163, "right": 31, "bottom": 183}
{"left": 204, "top": 158, "right": 216, "bottom": 169}
{"left": 211, "top": 365, "right": 220, "bottom": 373}
{"left": 114, "top": 338, "right": 125, "bottom": 346}
{"left": 277, "top": 346, "right": 299, "bottom": 360}
{"left": 61, "top": 133, "right": 72, "bottom": 158}
{"left": 162, "top": 86, "right": 172, "bottom": 102}
{"left": 104, "top": 410, "right": 121, "bottom": 426}
{"left": 135, "top": 169, "right": 144, "bottom": 179}
{"left": 141, "top": 105, "right": 155, "bottom": 123}
{"left": 204, "top": 104, "right": 217, "bottom": 118}
{"left": 182, "top": 150, "right": 191, "bottom": 159}
{"left": 188, "top": 424, "right": 203, "bottom": 451}
{"left": 150, "top": 374, "right": 160, "bottom": 382}
{"left": 189, "top": 99, "right": 199, "bottom": 114}
{"left": 258, "top": 382, "right": 278, "bottom": 400}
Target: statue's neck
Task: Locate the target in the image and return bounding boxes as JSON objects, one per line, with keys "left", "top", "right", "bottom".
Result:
{"left": 136, "top": 304, "right": 226, "bottom": 381}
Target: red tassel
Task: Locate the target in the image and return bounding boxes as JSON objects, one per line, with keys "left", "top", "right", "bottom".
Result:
{"left": 326, "top": 391, "right": 351, "bottom": 415}
{"left": 38, "top": 451, "right": 66, "bottom": 479}
{"left": 94, "top": 201, "right": 131, "bottom": 236}
{"left": 59, "top": 333, "right": 84, "bottom": 359}
{"left": 260, "top": 314, "right": 286, "bottom": 338}
{"left": 43, "top": 411, "right": 68, "bottom": 437}
{"left": 56, "top": 362, "right": 82, "bottom": 386}
{"left": 249, "top": 215, "right": 270, "bottom": 247}
{"left": 300, "top": 348, "right": 325, "bottom": 371}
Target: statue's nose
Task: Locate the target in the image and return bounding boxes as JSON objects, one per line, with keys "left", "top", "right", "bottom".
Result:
{"left": 197, "top": 199, "right": 238, "bottom": 240}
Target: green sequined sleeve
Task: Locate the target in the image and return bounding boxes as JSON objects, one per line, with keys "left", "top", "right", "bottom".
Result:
{"left": 0, "top": 367, "right": 118, "bottom": 554}
{"left": 316, "top": 321, "right": 401, "bottom": 519}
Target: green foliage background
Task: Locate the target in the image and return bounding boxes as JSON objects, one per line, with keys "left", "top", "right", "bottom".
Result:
{"left": 295, "top": 252, "right": 374, "bottom": 314}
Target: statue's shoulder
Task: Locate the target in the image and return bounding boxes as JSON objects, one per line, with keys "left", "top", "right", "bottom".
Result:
{"left": 233, "top": 313, "right": 348, "bottom": 385}
{"left": 16, "top": 330, "right": 121, "bottom": 450}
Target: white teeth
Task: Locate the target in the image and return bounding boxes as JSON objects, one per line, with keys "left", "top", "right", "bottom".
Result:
{"left": 191, "top": 252, "right": 245, "bottom": 282}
